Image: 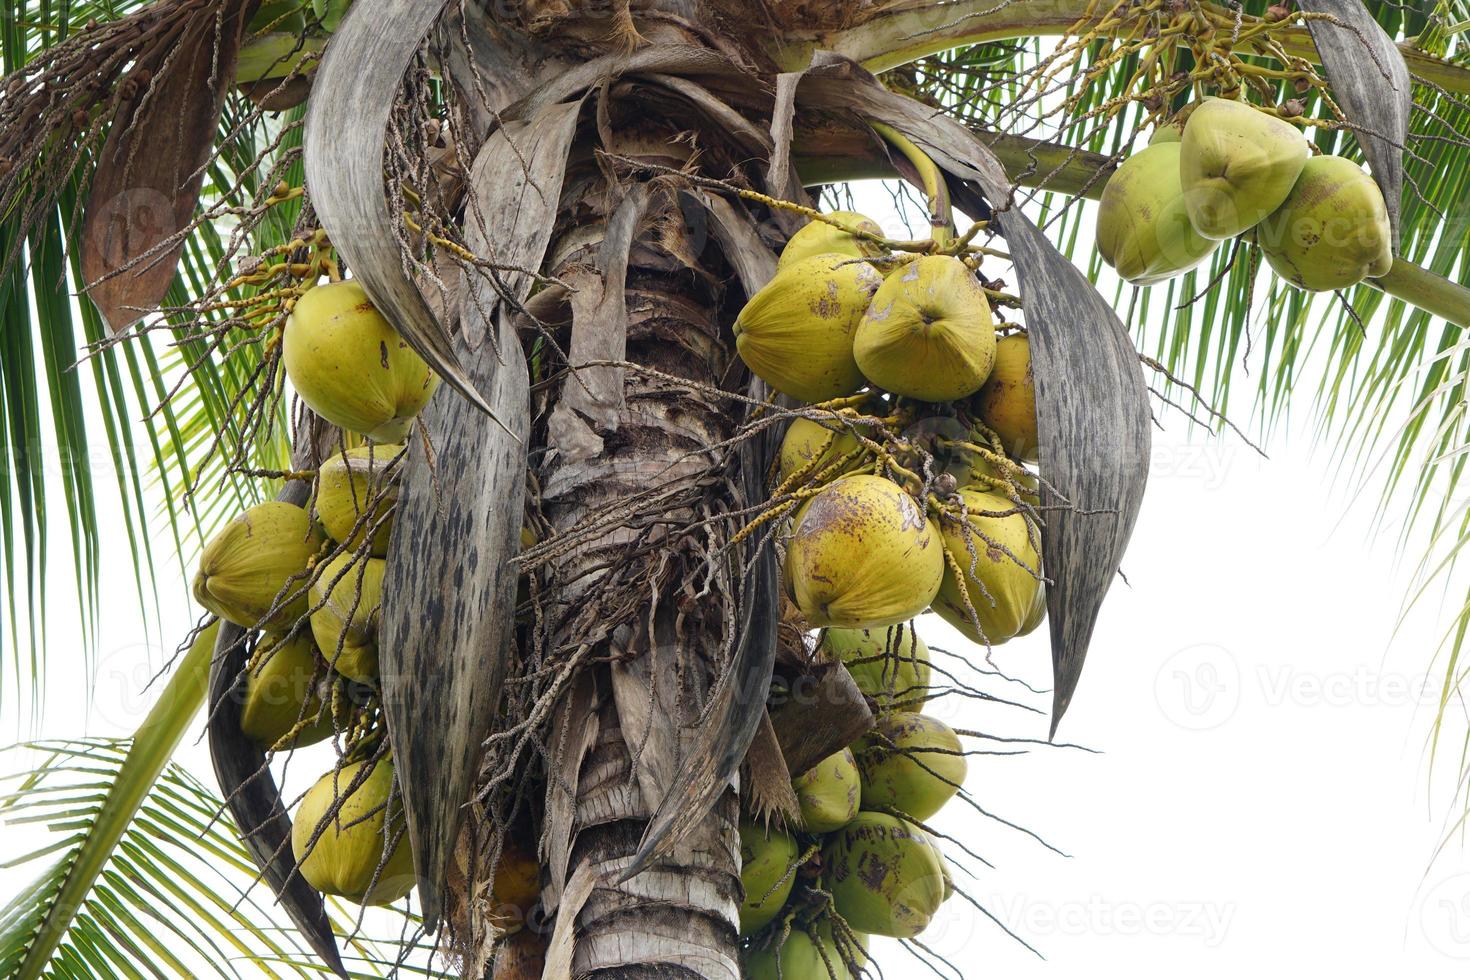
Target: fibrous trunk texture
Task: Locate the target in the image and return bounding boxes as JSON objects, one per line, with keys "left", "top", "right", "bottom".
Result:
{"left": 494, "top": 123, "right": 753, "bottom": 977}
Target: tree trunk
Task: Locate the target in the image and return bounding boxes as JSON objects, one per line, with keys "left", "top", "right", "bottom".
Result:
{"left": 474, "top": 117, "right": 759, "bottom": 976}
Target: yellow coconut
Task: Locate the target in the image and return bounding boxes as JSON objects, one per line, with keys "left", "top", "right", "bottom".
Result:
{"left": 778, "top": 417, "right": 868, "bottom": 486}
{"left": 934, "top": 489, "right": 1042, "bottom": 645}
{"left": 973, "top": 333, "right": 1039, "bottom": 461}
{"left": 308, "top": 553, "right": 385, "bottom": 683}
{"left": 820, "top": 624, "right": 932, "bottom": 710}
{"left": 778, "top": 211, "right": 888, "bottom": 271}
{"left": 1097, "top": 141, "right": 1218, "bottom": 285}
{"left": 735, "top": 254, "right": 883, "bottom": 403}
{"left": 793, "top": 748, "right": 862, "bottom": 834}
{"left": 292, "top": 758, "right": 415, "bottom": 905}
{"left": 1256, "top": 154, "right": 1394, "bottom": 291}
{"left": 1179, "top": 97, "right": 1309, "bottom": 239}
{"left": 822, "top": 812, "right": 946, "bottom": 938}
{"left": 283, "top": 280, "right": 440, "bottom": 443}
{"left": 785, "top": 475, "right": 945, "bottom": 630}
{"left": 854, "top": 713, "right": 966, "bottom": 821}
{"left": 193, "top": 501, "right": 324, "bottom": 629}
{"left": 315, "top": 444, "right": 405, "bottom": 556}
{"left": 853, "top": 255, "right": 996, "bottom": 402}
{"left": 240, "top": 631, "right": 335, "bottom": 749}
{"left": 740, "top": 821, "right": 799, "bottom": 936}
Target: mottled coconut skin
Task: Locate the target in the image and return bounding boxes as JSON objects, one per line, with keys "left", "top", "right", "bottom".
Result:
{"left": 784, "top": 475, "right": 944, "bottom": 630}
{"left": 793, "top": 747, "right": 862, "bottom": 833}
{"left": 822, "top": 811, "right": 946, "bottom": 938}
{"left": 854, "top": 713, "right": 966, "bottom": 821}
{"left": 1257, "top": 154, "right": 1395, "bottom": 291}
{"left": 1098, "top": 141, "right": 1217, "bottom": 285}
{"left": 933, "top": 487, "right": 1042, "bottom": 646}
{"left": 734, "top": 253, "right": 882, "bottom": 403}
{"left": 820, "top": 623, "right": 932, "bottom": 710}
{"left": 738, "top": 821, "right": 799, "bottom": 935}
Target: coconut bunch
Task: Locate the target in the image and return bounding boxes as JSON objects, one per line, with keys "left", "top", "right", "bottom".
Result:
{"left": 192, "top": 280, "right": 447, "bottom": 907}
{"left": 740, "top": 623, "right": 975, "bottom": 976}
{"left": 739, "top": 211, "right": 1047, "bottom": 653}
{"left": 1099, "top": 96, "right": 1394, "bottom": 292}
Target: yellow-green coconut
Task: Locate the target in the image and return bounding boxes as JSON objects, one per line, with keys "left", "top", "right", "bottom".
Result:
{"left": 193, "top": 501, "right": 324, "bottom": 629}
{"left": 1256, "top": 154, "right": 1393, "bottom": 291}
{"left": 291, "top": 758, "right": 415, "bottom": 905}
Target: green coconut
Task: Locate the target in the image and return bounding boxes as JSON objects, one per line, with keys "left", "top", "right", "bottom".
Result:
{"left": 292, "top": 758, "right": 415, "bottom": 905}
{"left": 193, "top": 501, "right": 324, "bottom": 629}
{"left": 778, "top": 417, "right": 867, "bottom": 486}
{"left": 973, "top": 333, "right": 1039, "bottom": 461}
{"left": 240, "top": 631, "right": 335, "bottom": 749}
{"left": 315, "top": 444, "right": 405, "bottom": 555}
{"left": 1256, "top": 154, "right": 1394, "bottom": 291}
{"left": 793, "top": 748, "right": 862, "bottom": 833}
{"left": 853, "top": 255, "right": 996, "bottom": 402}
{"left": 854, "top": 713, "right": 967, "bottom": 821}
{"left": 735, "top": 254, "right": 884, "bottom": 404}
{"left": 283, "top": 280, "right": 440, "bottom": 443}
{"left": 1179, "top": 97, "right": 1308, "bottom": 239}
{"left": 308, "top": 553, "right": 385, "bottom": 683}
{"left": 934, "top": 488, "right": 1043, "bottom": 645}
{"left": 1097, "top": 142, "right": 1217, "bottom": 285}
{"left": 742, "top": 928, "right": 852, "bottom": 980}
{"left": 820, "top": 624, "right": 932, "bottom": 710}
{"left": 822, "top": 812, "right": 946, "bottom": 938}
{"left": 739, "top": 821, "right": 800, "bottom": 936}
{"left": 779, "top": 211, "right": 888, "bottom": 271}
{"left": 785, "top": 475, "right": 945, "bottom": 630}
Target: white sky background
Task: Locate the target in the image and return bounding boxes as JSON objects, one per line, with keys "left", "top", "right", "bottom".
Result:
{"left": 5, "top": 179, "right": 1470, "bottom": 976}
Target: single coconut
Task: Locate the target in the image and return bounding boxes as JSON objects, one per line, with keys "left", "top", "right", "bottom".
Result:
{"left": 193, "top": 501, "right": 324, "bottom": 629}
{"left": 283, "top": 280, "right": 440, "bottom": 443}
{"left": 240, "top": 631, "right": 334, "bottom": 749}
{"left": 854, "top": 713, "right": 967, "bottom": 821}
{"left": 734, "top": 253, "right": 883, "bottom": 404}
{"left": 972, "top": 333, "right": 1039, "bottom": 461}
{"left": 820, "top": 624, "right": 932, "bottom": 710}
{"left": 1097, "top": 141, "right": 1218, "bottom": 284}
{"left": 743, "top": 928, "right": 852, "bottom": 980}
{"left": 308, "top": 553, "right": 385, "bottom": 683}
{"left": 778, "top": 211, "right": 888, "bottom": 271}
{"left": 739, "top": 820, "right": 799, "bottom": 936}
{"left": 793, "top": 747, "right": 862, "bottom": 833}
{"left": 291, "top": 757, "right": 415, "bottom": 905}
{"left": 822, "top": 812, "right": 946, "bottom": 938}
{"left": 315, "top": 443, "right": 405, "bottom": 556}
{"left": 1179, "top": 97, "right": 1308, "bottom": 239}
{"left": 1256, "top": 154, "right": 1394, "bottom": 291}
{"left": 785, "top": 475, "right": 945, "bottom": 630}
{"left": 853, "top": 255, "right": 996, "bottom": 402}
{"left": 934, "top": 488, "right": 1043, "bottom": 645}
{"left": 778, "top": 416, "right": 867, "bottom": 486}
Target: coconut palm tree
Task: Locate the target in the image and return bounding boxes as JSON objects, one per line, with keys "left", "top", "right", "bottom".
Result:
{"left": 3, "top": 0, "right": 1470, "bottom": 976}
